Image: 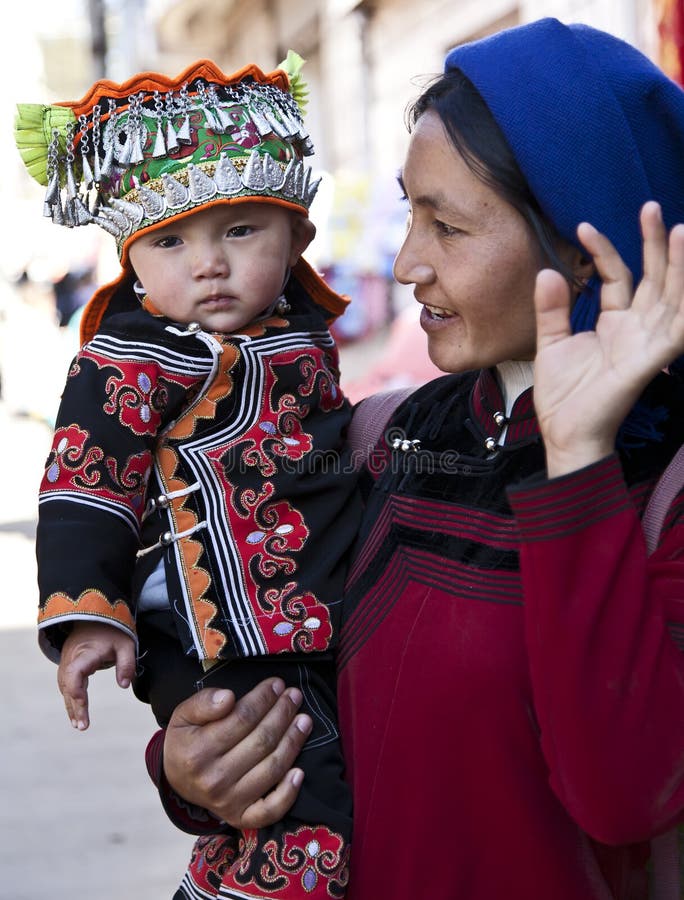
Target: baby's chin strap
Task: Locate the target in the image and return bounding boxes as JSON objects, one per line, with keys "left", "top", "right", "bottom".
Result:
{"left": 134, "top": 268, "right": 294, "bottom": 319}
{"left": 259, "top": 267, "right": 293, "bottom": 319}
{"left": 276, "top": 266, "right": 292, "bottom": 313}
{"left": 133, "top": 279, "right": 147, "bottom": 301}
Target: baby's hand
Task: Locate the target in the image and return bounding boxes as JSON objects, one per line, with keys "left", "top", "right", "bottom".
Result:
{"left": 57, "top": 621, "right": 136, "bottom": 731}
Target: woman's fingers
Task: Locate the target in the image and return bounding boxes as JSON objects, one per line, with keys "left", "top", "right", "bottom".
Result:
{"left": 169, "top": 686, "right": 238, "bottom": 729}
{"left": 576, "top": 220, "right": 633, "bottom": 312}
{"left": 163, "top": 679, "right": 311, "bottom": 827}
{"left": 663, "top": 224, "right": 684, "bottom": 316}
{"left": 640, "top": 201, "right": 668, "bottom": 306}
{"left": 638, "top": 219, "right": 684, "bottom": 363}
{"left": 220, "top": 711, "right": 312, "bottom": 827}
{"left": 238, "top": 767, "right": 306, "bottom": 830}
{"left": 533, "top": 267, "right": 573, "bottom": 351}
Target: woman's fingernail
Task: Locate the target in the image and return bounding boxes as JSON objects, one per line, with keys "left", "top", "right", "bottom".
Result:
{"left": 290, "top": 769, "right": 304, "bottom": 788}
{"left": 271, "top": 679, "right": 285, "bottom": 696}
{"left": 286, "top": 688, "right": 303, "bottom": 707}
{"left": 211, "top": 689, "right": 232, "bottom": 705}
{"left": 295, "top": 715, "right": 312, "bottom": 735}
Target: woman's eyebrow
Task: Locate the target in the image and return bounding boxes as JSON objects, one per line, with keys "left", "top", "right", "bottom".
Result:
{"left": 397, "top": 169, "right": 469, "bottom": 216}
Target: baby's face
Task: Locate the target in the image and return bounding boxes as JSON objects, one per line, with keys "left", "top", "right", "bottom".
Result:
{"left": 128, "top": 203, "right": 313, "bottom": 333}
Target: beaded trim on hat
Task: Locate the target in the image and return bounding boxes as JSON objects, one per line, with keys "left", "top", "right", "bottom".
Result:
{"left": 15, "top": 58, "right": 320, "bottom": 252}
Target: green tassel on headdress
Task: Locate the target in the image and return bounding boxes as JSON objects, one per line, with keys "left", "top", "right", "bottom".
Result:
{"left": 279, "top": 50, "right": 309, "bottom": 115}
{"left": 14, "top": 103, "right": 77, "bottom": 186}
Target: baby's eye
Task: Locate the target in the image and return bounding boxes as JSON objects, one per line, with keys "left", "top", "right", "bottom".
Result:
{"left": 156, "top": 235, "right": 182, "bottom": 249}
{"left": 227, "top": 225, "right": 252, "bottom": 237}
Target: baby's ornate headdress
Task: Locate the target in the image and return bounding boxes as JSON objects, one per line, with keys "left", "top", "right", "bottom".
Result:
{"left": 14, "top": 52, "right": 318, "bottom": 260}
{"left": 13, "top": 53, "right": 350, "bottom": 341}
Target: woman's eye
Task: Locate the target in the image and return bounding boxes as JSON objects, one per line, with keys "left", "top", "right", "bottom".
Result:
{"left": 435, "top": 220, "right": 461, "bottom": 237}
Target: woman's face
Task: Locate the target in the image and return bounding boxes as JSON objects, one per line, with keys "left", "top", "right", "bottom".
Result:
{"left": 393, "top": 109, "right": 543, "bottom": 373}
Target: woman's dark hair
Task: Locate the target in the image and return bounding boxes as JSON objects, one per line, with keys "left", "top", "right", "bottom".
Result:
{"left": 407, "top": 69, "right": 581, "bottom": 288}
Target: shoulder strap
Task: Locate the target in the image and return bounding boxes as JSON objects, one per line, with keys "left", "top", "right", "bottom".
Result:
{"left": 641, "top": 444, "right": 684, "bottom": 555}
{"left": 347, "top": 387, "right": 414, "bottom": 465}
{"left": 641, "top": 444, "right": 684, "bottom": 900}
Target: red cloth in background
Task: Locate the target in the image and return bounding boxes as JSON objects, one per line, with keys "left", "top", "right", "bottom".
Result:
{"left": 658, "top": 0, "right": 684, "bottom": 85}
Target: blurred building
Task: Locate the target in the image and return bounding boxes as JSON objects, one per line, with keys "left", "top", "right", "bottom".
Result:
{"left": 144, "top": 0, "right": 679, "bottom": 340}
{"left": 2, "top": 0, "right": 681, "bottom": 417}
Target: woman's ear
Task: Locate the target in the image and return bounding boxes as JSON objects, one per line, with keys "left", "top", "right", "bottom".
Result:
{"left": 288, "top": 215, "right": 316, "bottom": 265}
{"left": 556, "top": 241, "right": 596, "bottom": 293}
{"left": 573, "top": 250, "right": 596, "bottom": 285}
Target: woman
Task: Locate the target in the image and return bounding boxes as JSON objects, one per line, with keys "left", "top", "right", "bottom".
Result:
{"left": 147, "top": 18, "right": 684, "bottom": 899}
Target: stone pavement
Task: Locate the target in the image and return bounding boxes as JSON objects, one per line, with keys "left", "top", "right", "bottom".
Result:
{"left": 0, "top": 297, "right": 397, "bottom": 899}
{"left": 0, "top": 403, "right": 195, "bottom": 899}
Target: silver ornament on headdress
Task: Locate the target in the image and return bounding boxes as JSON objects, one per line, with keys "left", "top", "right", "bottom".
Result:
{"left": 110, "top": 197, "right": 144, "bottom": 229}
{"left": 39, "top": 63, "right": 320, "bottom": 246}
{"left": 242, "top": 149, "right": 267, "bottom": 191}
{"left": 152, "top": 91, "right": 167, "bottom": 158}
{"left": 98, "top": 204, "right": 131, "bottom": 234}
{"left": 100, "top": 99, "right": 118, "bottom": 177}
{"left": 207, "top": 84, "right": 233, "bottom": 132}
{"left": 161, "top": 172, "right": 190, "bottom": 208}
{"left": 175, "top": 84, "right": 192, "bottom": 144}
{"left": 43, "top": 130, "right": 61, "bottom": 219}
{"left": 93, "top": 210, "right": 122, "bottom": 237}
{"left": 248, "top": 99, "right": 274, "bottom": 137}
{"left": 263, "top": 153, "right": 285, "bottom": 190}
{"left": 79, "top": 115, "right": 95, "bottom": 189}
{"left": 263, "top": 107, "right": 290, "bottom": 140}
{"left": 91, "top": 104, "right": 103, "bottom": 183}
{"left": 125, "top": 93, "right": 146, "bottom": 164}
{"left": 133, "top": 180, "right": 166, "bottom": 218}
{"left": 187, "top": 163, "right": 217, "bottom": 203}
{"left": 165, "top": 92, "right": 179, "bottom": 150}
{"left": 214, "top": 153, "right": 243, "bottom": 195}
{"left": 281, "top": 157, "right": 301, "bottom": 197}
{"left": 196, "top": 82, "right": 223, "bottom": 134}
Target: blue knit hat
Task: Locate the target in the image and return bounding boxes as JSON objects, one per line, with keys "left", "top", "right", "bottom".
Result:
{"left": 445, "top": 17, "right": 684, "bottom": 334}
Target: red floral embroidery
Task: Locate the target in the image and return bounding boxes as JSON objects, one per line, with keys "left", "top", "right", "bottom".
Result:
{"left": 43, "top": 425, "right": 104, "bottom": 490}
{"left": 105, "top": 452, "right": 152, "bottom": 522}
{"left": 291, "top": 352, "right": 345, "bottom": 413}
{"left": 222, "top": 826, "right": 349, "bottom": 898}
{"left": 260, "top": 581, "right": 332, "bottom": 653}
{"left": 186, "top": 833, "right": 239, "bottom": 895}
{"left": 103, "top": 365, "right": 168, "bottom": 435}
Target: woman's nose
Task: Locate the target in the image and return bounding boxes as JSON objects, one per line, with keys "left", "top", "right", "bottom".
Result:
{"left": 393, "top": 231, "right": 435, "bottom": 286}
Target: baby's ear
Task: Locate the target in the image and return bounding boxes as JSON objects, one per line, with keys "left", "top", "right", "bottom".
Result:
{"left": 289, "top": 214, "right": 316, "bottom": 263}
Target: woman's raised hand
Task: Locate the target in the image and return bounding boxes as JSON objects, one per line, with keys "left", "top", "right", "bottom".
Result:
{"left": 533, "top": 202, "right": 684, "bottom": 478}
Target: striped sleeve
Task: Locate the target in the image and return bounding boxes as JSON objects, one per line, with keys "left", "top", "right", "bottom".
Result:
{"left": 508, "top": 454, "right": 684, "bottom": 845}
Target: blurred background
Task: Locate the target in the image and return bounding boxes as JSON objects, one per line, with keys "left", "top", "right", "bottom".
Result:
{"left": 1, "top": 0, "right": 682, "bottom": 897}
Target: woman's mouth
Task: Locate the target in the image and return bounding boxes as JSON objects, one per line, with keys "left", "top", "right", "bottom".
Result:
{"left": 422, "top": 303, "right": 455, "bottom": 320}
